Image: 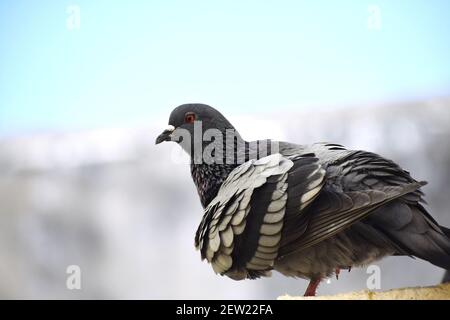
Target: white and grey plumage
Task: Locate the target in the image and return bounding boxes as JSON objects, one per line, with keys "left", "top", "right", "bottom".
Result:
{"left": 156, "top": 103, "right": 450, "bottom": 296}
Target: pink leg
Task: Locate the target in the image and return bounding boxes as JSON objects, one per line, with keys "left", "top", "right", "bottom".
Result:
{"left": 304, "top": 278, "right": 322, "bottom": 297}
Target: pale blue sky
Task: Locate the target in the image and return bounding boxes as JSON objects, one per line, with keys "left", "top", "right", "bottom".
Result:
{"left": 1, "top": 1, "right": 449, "bottom": 135}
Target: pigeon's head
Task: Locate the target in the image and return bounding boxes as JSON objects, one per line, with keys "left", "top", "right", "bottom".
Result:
{"left": 155, "top": 103, "right": 242, "bottom": 150}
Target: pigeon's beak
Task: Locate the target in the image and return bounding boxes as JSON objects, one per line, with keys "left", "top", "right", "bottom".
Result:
{"left": 155, "top": 125, "right": 175, "bottom": 144}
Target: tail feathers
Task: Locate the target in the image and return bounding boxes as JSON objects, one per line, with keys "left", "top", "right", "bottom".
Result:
{"left": 440, "top": 226, "right": 450, "bottom": 238}
{"left": 438, "top": 226, "right": 450, "bottom": 283}
{"left": 364, "top": 198, "right": 450, "bottom": 270}
{"left": 373, "top": 205, "right": 450, "bottom": 270}
{"left": 443, "top": 270, "right": 450, "bottom": 283}
{"left": 395, "top": 229, "right": 450, "bottom": 270}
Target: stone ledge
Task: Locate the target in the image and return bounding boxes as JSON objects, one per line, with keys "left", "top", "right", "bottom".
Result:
{"left": 278, "top": 283, "right": 450, "bottom": 300}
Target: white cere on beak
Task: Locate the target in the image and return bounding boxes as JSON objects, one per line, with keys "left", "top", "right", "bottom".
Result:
{"left": 166, "top": 125, "right": 175, "bottom": 132}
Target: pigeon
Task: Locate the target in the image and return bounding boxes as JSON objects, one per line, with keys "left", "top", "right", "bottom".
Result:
{"left": 155, "top": 103, "right": 450, "bottom": 296}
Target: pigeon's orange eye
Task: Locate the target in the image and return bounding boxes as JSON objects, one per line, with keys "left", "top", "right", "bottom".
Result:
{"left": 184, "top": 113, "right": 196, "bottom": 124}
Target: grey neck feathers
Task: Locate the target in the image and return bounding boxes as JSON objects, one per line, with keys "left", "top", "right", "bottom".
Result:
{"left": 191, "top": 163, "right": 237, "bottom": 208}
{"left": 190, "top": 138, "right": 276, "bottom": 207}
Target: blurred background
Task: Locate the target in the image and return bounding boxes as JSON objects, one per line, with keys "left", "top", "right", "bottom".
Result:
{"left": 0, "top": 0, "right": 450, "bottom": 299}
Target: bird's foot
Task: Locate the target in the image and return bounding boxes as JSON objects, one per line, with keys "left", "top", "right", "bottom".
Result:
{"left": 335, "top": 268, "right": 340, "bottom": 280}
{"left": 304, "top": 278, "right": 322, "bottom": 297}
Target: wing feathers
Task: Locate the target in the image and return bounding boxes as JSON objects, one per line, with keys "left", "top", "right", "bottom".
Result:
{"left": 195, "top": 153, "right": 294, "bottom": 278}
{"left": 279, "top": 182, "right": 425, "bottom": 257}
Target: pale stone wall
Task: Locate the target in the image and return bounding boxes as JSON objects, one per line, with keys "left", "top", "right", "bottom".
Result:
{"left": 279, "top": 283, "right": 450, "bottom": 300}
